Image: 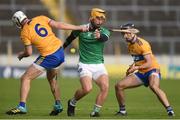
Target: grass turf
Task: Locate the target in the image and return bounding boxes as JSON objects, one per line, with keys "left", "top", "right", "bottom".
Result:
{"left": 0, "top": 77, "right": 179, "bottom": 119}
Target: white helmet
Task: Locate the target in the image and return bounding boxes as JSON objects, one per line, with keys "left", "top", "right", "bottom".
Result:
{"left": 12, "top": 11, "right": 27, "bottom": 28}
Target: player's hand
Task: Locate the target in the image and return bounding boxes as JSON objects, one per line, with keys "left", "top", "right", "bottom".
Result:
{"left": 94, "top": 29, "right": 101, "bottom": 39}
{"left": 80, "top": 24, "right": 89, "bottom": 32}
{"left": 126, "top": 67, "right": 132, "bottom": 76}
{"left": 17, "top": 51, "right": 24, "bottom": 61}
{"left": 126, "top": 63, "right": 137, "bottom": 76}
{"left": 127, "top": 65, "right": 139, "bottom": 76}
{"left": 18, "top": 55, "right": 23, "bottom": 61}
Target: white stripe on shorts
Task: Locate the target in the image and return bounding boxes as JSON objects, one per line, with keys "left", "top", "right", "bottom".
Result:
{"left": 32, "top": 63, "right": 45, "bottom": 72}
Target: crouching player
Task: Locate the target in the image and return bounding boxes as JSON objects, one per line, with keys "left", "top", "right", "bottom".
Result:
{"left": 115, "top": 23, "right": 175, "bottom": 117}
{"left": 6, "top": 11, "right": 88, "bottom": 115}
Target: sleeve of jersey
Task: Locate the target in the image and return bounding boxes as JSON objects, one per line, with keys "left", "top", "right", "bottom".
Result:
{"left": 21, "top": 30, "right": 31, "bottom": 46}
{"left": 63, "top": 30, "right": 80, "bottom": 49}
{"left": 40, "top": 15, "right": 51, "bottom": 23}
{"left": 72, "top": 30, "right": 81, "bottom": 37}
{"left": 101, "top": 28, "right": 110, "bottom": 39}
{"left": 141, "top": 43, "right": 152, "bottom": 55}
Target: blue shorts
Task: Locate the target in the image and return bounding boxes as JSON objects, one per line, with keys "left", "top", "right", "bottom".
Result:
{"left": 34, "top": 47, "right": 64, "bottom": 69}
{"left": 135, "top": 69, "right": 161, "bottom": 87}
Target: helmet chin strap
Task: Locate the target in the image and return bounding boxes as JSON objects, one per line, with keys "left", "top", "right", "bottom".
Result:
{"left": 19, "top": 18, "right": 30, "bottom": 29}
{"left": 131, "top": 35, "right": 137, "bottom": 43}
{"left": 22, "top": 18, "right": 29, "bottom": 25}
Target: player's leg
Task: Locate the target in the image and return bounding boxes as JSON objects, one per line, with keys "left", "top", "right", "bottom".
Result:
{"left": 75, "top": 76, "right": 93, "bottom": 100}
{"left": 67, "top": 62, "right": 93, "bottom": 116}
{"left": 47, "top": 69, "right": 63, "bottom": 116}
{"left": 115, "top": 74, "right": 143, "bottom": 115}
{"left": 6, "top": 64, "right": 44, "bottom": 115}
{"left": 148, "top": 73, "right": 175, "bottom": 116}
{"left": 90, "top": 74, "right": 109, "bottom": 117}
{"left": 67, "top": 76, "right": 93, "bottom": 116}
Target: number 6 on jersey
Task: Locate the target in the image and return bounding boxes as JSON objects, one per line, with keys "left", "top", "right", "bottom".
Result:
{"left": 35, "top": 23, "right": 48, "bottom": 37}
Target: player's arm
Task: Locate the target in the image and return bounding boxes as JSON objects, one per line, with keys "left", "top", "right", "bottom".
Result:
{"left": 18, "top": 45, "right": 32, "bottom": 61}
{"left": 49, "top": 20, "right": 88, "bottom": 31}
{"left": 138, "top": 54, "right": 152, "bottom": 69}
{"left": 63, "top": 31, "right": 78, "bottom": 49}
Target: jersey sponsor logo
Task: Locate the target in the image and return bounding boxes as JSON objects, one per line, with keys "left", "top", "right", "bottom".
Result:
{"left": 78, "top": 68, "right": 83, "bottom": 73}
{"left": 82, "top": 32, "right": 93, "bottom": 37}
{"left": 87, "top": 32, "right": 93, "bottom": 37}
{"left": 132, "top": 54, "right": 144, "bottom": 62}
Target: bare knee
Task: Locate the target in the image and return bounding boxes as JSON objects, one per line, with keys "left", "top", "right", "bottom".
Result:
{"left": 100, "top": 82, "right": 109, "bottom": 92}
{"left": 149, "top": 84, "right": 159, "bottom": 92}
{"left": 82, "top": 86, "right": 92, "bottom": 94}
{"left": 115, "top": 82, "right": 125, "bottom": 91}
{"left": 47, "top": 74, "right": 57, "bottom": 81}
{"left": 20, "top": 75, "right": 30, "bottom": 82}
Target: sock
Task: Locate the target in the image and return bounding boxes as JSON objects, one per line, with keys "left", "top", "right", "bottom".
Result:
{"left": 19, "top": 102, "right": 26, "bottom": 108}
{"left": 55, "top": 100, "right": 63, "bottom": 108}
{"left": 120, "top": 105, "right": 126, "bottom": 112}
{"left": 93, "top": 104, "right": 102, "bottom": 113}
{"left": 54, "top": 100, "right": 63, "bottom": 110}
{"left": 166, "top": 106, "right": 173, "bottom": 112}
{"left": 55, "top": 100, "right": 61, "bottom": 105}
{"left": 70, "top": 97, "right": 77, "bottom": 106}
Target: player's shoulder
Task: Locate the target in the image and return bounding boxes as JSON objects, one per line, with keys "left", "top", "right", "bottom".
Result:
{"left": 138, "top": 37, "right": 151, "bottom": 52}
{"left": 32, "top": 15, "right": 50, "bottom": 21}
{"left": 138, "top": 37, "right": 150, "bottom": 45}
{"left": 21, "top": 25, "right": 29, "bottom": 37}
{"left": 100, "top": 26, "right": 109, "bottom": 31}
{"left": 100, "top": 26, "right": 111, "bottom": 36}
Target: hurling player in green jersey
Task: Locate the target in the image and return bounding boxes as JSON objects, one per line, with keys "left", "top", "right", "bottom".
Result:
{"left": 63, "top": 8, "right": 110, "bottom": 117}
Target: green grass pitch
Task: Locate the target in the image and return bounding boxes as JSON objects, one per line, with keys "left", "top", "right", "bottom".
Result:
{"left": 0, "top": 77, "right": 179, "bottom": 119}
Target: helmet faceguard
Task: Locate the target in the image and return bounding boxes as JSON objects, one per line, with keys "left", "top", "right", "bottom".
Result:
{"left": 12, "top": 11, "right": 27, "bottom": 29}
{"left": 119, "top": 23, "right": 138, "bottom": 43}
{"left": 120, "top": 23, "right": 139, "bottom": 34}
{"left": 120, "top": 23, "right": 135, "bottom": 29}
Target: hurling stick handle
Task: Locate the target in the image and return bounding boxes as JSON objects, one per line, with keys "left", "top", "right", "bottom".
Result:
{"left": 109, "top": 28, "right": 124, "bottom": 32}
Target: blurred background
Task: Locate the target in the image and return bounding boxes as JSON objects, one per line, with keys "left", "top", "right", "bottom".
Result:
{"left": 0, "top": 0, "right": 180, "bottom": 79}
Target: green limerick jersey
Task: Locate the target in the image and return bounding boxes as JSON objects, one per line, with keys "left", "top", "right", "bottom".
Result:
{"left": 73, "top": 27, "right": 110, "bottom": 64}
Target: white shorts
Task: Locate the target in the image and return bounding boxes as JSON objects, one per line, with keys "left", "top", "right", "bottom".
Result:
{"left": 77, "top": 62, "right": 108, "bottom": 80}
{"left": 32, "top": 63, "right": 60, "bottom": 72}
